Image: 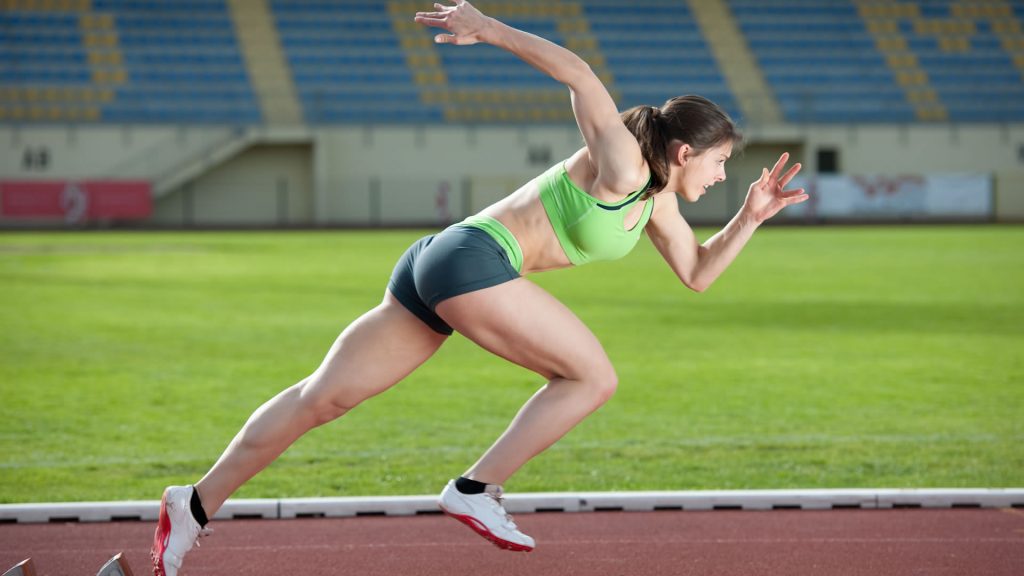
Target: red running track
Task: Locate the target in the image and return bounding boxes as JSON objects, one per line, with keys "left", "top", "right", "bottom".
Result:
{"left": 2, "top": 508, "right": 1023, "bottom": 575}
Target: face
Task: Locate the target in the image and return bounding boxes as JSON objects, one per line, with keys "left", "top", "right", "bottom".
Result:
{"left": 677, "top": 141, "right": 733, "bottom": 203}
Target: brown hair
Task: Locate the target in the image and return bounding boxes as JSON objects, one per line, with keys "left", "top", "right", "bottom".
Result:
{"left": 621, "top": 95, "right": 742, "bottom": 199}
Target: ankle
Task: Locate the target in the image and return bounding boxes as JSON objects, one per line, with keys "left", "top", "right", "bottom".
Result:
{"left": 455, "top": 476, "right": 489, "bottom": 495}
{"left": 189, "top": 485, "right": 210, "bottom": 527}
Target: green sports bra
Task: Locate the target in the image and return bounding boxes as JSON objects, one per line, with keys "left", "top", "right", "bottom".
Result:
{"left": 538, "top": 161, "right": 654, "bottom": 266}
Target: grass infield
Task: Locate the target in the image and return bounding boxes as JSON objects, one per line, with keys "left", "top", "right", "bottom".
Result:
{"left": 1, "top": 226, "right": 1021, "bottom": 503}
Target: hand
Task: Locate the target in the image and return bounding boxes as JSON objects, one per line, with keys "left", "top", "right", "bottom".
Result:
{"left": 742, "top": 152, "right": 808, "bottom": 224}
{"left": 414, "top": 1, "right": 492, "bottom": 46}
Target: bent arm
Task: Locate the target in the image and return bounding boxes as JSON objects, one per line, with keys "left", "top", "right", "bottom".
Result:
{"left": 647, "top": 153, "right": 807, "bottom": 292}
{"left": 415, "top": 2, "right": 645, "bottom": 190}
{"left": 647, "top": 194, "right": 759, "bottom": 293}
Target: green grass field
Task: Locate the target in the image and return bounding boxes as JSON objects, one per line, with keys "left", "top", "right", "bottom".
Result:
{"left": 1, "top": 226, "right": 1021, "bottom": 503}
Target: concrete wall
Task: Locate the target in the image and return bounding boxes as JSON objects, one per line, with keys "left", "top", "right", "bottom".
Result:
{"left": 311, "top": 125, "right": 586, "bottom": 226}
{"left": 2, "top": 125, "right": 240, "bottom": 180}
{"left": 3, "top": 122, "right": 1023, "bottom": 226}
{"left": 996, "top": 171, "right": 1024, "bottom": 220}
{"left": 153, "top": 143, "right": 313, "bottom": 226}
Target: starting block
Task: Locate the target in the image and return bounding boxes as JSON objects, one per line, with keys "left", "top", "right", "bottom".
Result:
{"left": 3, "top": 553, "right": 132, "bottom": 576}
{"left": 2, "top": 559, "right": 36, "bottom": 576}
{"left": 96, "top": 553, "right": 133, "bottom": 576}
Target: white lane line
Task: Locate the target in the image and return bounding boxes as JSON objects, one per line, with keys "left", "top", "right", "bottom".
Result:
{"left": 8, "top": 536, "right": 1024, "bottom": 556}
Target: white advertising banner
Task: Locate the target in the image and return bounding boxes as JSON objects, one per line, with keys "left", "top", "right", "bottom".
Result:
{"left": 787, "top": 174, "right": 992, "bottom": 220}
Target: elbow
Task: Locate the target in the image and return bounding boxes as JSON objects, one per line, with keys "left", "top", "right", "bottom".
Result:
{"left": 685, "top": 279, "right": 710, "bottom": 293}
{"left": 678, "top": 260, "right": 710, "bottom": 293}
{"left": 564, "top": 60, "right": 599, "bottom": 89}
{"left": 679, "top": 272, "right": 710, "bottom": 293}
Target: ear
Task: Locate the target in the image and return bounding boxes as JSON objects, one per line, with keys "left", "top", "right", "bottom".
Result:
{"left": 669, "top": 141, "right": 692, "bottom": 167}
{"left": 677, "top": 143, "right": 693, "bottom": 166}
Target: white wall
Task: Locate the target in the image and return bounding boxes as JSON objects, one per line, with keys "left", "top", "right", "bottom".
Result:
{"left": 312, "top": 125, "right": 585, "bottom": 225}
{"left": 3, "top": 122, "right": 1023, "bottom": 225}
{"left": 781, "top": 124, "right": 1024, "bottom": 175}
{"left": 1, "top": 125, "right": 241, "bottom": 181}
{"left": 153, "top": 144, "right": 313, "bottom": 226}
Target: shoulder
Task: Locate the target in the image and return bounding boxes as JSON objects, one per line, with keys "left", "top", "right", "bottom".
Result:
{"left": 587, "top": 153, "right": 650, "bottom": 196}
{"left": 648, "top": 190, "right": 681, "bottom": 223}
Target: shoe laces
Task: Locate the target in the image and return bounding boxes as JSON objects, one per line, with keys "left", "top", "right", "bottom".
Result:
{"left": 184, "top": 521, "right": 214, "bottom": 551}
{"left": 195, "top": 527, "right": 214, "bottom": 548}
{"left": 483, "top": 486, "right": 518, "bottom": 529}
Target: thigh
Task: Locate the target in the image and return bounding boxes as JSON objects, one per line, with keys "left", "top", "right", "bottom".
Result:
{"left": 434, "top": 278, "right": 612, "bottom": 381}
{"left": 303, "top": 291, "right": 448, "bottom": 407}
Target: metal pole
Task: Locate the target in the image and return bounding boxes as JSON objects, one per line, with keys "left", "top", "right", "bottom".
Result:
{"left": 277, "top": 177, "right": 288, "bottom": 226}
{"left": 461, "top": 176, "right": 472, "bottom": 220}
{"left": 370, "top": 176, "right": 381, "bottom": 226}
{"left": 183, "top": 183, "right": 194, "bottom": 227}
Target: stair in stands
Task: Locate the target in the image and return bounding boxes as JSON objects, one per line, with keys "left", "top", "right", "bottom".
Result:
{"left": 687, "top": 0, "right": 781, "bottom": 124}
{"left": 227, "top": 0, "right": 302, "bottom": 124}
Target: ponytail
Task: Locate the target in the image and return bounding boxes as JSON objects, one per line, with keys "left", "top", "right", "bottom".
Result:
{"left": 621, "top": 105, "right": 669, "bottom": 200}
{"left": 622, "top": 95, "right": 742, "bottom": 200}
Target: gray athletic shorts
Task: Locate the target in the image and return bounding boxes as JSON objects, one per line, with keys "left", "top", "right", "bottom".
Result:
{"left": 387, "top": 225, "right": 520, "bottom": 335}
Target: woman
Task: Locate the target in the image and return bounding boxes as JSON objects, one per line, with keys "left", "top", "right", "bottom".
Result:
{"left": 152, "top": 1, "right": 807, "bottom": 573}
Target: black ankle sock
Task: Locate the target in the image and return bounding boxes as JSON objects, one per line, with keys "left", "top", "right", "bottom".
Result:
{"left": 190, "top": 486, "right": 209, "bottom": 528}
{"left": 455, "top": 476, "right": 487, "bottom": 495}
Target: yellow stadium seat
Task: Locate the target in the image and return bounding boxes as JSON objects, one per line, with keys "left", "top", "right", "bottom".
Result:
{"left": 993, "top": 21, "right": 1020, "bottom": 34}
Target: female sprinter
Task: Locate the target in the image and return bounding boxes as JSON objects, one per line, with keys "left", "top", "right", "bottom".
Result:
{"left": 152, "top": 1, "right": 807, "bottom": 573}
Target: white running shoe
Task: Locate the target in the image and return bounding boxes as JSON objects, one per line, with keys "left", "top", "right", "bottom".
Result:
{"left": 151, "top": 485, "right": 211, "bottom": 576}
{"left": 438, "top": 479, "right": 535, "bottom": 552}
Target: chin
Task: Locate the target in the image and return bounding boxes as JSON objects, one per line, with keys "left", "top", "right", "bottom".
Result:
{"left": 681, "top": 189, "right": 702, "bottom": 203}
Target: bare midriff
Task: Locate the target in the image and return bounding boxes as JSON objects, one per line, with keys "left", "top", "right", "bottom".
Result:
{"left": 478, "top": 181, "right": 572, "bottom": 275}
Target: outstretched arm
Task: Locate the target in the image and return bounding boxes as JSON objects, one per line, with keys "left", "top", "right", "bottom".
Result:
{"left": 647, "top": 153, "right": 808, "bottom": 292}
{"left": 414, "top": 1, "right": 646, "bottom": 191}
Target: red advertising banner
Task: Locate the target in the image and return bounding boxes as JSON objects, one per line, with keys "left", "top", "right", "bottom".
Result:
{"left": 0, "top": 180, "right": 152, "bottom": 223}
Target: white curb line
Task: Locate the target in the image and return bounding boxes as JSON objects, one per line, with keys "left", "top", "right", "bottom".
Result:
{"left": 1, "top": 489, "right": 1021, "bottom": 524}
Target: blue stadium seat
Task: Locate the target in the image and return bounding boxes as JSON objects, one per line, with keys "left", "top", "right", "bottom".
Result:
{"left": 3, "top": 0, "right": 1021, "bottom": 124}
{"left": 728, "top": 0, "right": 1024, "bottom": 123}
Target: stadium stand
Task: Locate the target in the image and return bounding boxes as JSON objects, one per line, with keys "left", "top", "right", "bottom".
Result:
{"left": 0, "top": 0, "right": 259, "bottom": 123}
{"left": 106, "top": 0, "right": 259, "bottom": 123}
{"left": 271, "top": 0, "right": 435, "bottom": 124}
{"left": 584, "top": 0, "right": 741, "bottom": 121}
{"left": 1, "top": 0, "right": 1022, "bottom": 124}
{"left": 729, "top": 0, "right": 1024, "bottom": 123}
{"left": 272, "top": 0, "right": 738, "bottom": 123}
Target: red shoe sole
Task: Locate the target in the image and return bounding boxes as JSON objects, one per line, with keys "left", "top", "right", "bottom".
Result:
{"left": 151, "top": 490, "right": 171, "bottom": 576}
{"left": 442, "top": 510, "right": 534, "bottom": 552}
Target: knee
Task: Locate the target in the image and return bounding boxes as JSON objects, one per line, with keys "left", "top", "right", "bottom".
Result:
{"left": 297, "top": 376, "right": 360, "bottom": 426}
{"left": 569, "top": 362, "right": 617, "bottom": 408}
{"left": 590, "top": 365, "right": 618, "bottom": 406}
